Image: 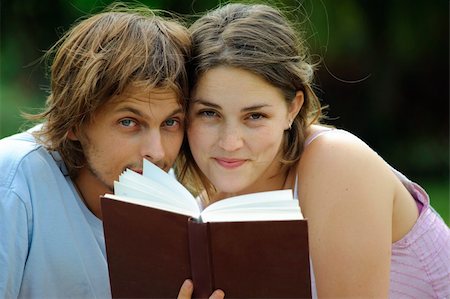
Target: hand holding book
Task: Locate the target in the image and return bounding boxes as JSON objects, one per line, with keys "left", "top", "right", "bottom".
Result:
{"left": 177, "top": 279, "right": 224, "bottom": 299}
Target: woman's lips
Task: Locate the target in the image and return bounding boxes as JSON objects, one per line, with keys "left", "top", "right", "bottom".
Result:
{"left": 214, "top": 158, "right": 246, "bottom": 169}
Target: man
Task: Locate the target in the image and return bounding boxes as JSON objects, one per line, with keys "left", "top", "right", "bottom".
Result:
{"left": 0, "top": 4, "right": 191, "bottom": 297}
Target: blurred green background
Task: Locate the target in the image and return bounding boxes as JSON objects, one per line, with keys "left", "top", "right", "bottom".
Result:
{"left": 0, "top": 0, "right": 448, "bottom": 223}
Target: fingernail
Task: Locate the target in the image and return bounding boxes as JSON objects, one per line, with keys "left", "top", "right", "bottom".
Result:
{"left": 214, "top": 289, "right": 225, "bottom": 297}
{"left": 183, "top": 279, "right": 193, "bottom": 290}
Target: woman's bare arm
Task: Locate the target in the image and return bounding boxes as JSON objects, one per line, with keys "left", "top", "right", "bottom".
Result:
{"left": 298, "top": 131, "right": 395, "bottom": 297}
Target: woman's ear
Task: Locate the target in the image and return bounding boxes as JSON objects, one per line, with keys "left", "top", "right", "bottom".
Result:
{"left": 287, "top": 90, "right": 304, "bottom": 122}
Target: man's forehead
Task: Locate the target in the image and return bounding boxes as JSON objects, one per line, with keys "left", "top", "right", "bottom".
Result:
{"left": 94, "top": 86, "right": 182, "bottom": 118}
{"left": 116, "top": 84, "right": 179, "bottom": 102}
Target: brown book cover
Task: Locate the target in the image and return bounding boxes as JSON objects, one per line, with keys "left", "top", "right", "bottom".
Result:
{"left": 101, "top": 197, "right": 312, "bottom": 299}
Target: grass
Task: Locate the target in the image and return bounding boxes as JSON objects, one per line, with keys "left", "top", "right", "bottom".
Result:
{"left": 421, "top": 180, "right": 450, "bottom": 225}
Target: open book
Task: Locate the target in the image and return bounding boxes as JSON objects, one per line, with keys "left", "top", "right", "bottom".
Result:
{"left": 104, "top": 159, "right": 303, "bottom": 223}
{"left": 101, "top": 159, "right": 311, "bottom": 298}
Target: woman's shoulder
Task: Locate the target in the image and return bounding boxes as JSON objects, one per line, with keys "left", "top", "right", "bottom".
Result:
{"left": 297, "top": 125, "right": 397, "bottom": 211}
{"left": 301, "top": 125, "right": 378, "bottom": 168}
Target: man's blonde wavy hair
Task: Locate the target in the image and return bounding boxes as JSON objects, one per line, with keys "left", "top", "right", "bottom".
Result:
{"left": 26, "top": 3, "right": 191, "bottom": 178}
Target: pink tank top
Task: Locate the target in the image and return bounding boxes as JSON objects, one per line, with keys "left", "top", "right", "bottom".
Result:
{"left": 302, "top": 129, "right": 450, "bottom": 298}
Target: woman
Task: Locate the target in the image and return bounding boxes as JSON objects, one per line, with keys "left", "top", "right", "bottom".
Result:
{"left": 177, "top": 3, "right": 450, "bottom": 298}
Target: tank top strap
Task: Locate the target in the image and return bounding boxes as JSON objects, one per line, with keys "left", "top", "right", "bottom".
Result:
{"left": 303, "top": 127, "right": 336, "bottom": 147}
{"left": 293, "top": 173, "right": 299, "bottom": 199}
{"left": 293, "top": 127, "right": 338, "bottom": 199}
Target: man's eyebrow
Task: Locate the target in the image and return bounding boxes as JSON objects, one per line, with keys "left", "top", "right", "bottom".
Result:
{"left": 191, "top": 99, "right": 271, "bottom": 112}
{"left": 168, "top": 107, "right": 184, "bottom": 116}
{"left": 114, "top": 106, "right": 184, "bottom": 117}
{"left": 114, "top": 106, "right": 144, "bottom": 117}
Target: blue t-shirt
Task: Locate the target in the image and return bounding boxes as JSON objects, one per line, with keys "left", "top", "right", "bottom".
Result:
{"left": 0, "top": 126, "right": 111, "bottom": 298}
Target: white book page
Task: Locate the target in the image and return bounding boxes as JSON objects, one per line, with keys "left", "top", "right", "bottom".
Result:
{"left": 142, "top": 159, "right": 195, "bottom": 202}
{"left": 116, "top": 170, "right": 196, "bottom": 211}
{"left": 204, "top": 200, "right": 300, "bottom": 213}
{"left": 201, "top": 209, "right": 302, "bottom": 223}
{"left": 104, "top": 160, "right": 200, "bottom": 217}
{"left": 203, "top": 190, "right": 294, "bottom": 212}
{"left": 103, "top": 193, "right": 198, "bottom": 218}
{"left": 114, "top": 180, "right": 197, "bottom": 214}
{"left": 105, "top": 159, "right": 303, "bottom": 223}
{"left": 201, "top": 190, "right": 303, "bottom": 223}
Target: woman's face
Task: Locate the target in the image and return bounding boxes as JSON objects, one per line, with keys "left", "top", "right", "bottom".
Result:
{"left": 188, "top": 66, "right": 302, "bottom": 197}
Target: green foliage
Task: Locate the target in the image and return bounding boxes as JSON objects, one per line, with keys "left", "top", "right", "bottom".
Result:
{"left": 0, "top": 82, "right": 45, "bottom": 137}
{"left": 0, "top": 0, "right": 448, "bottom": 220}
{"left": 422, "top": 180, "right": 450, "bottom": 225}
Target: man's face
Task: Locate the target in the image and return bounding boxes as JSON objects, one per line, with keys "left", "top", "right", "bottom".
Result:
{"left": 71, "top": 84, "right": 185, "bottom": 200}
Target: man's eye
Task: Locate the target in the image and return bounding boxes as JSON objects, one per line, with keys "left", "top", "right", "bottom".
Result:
{"left": 164, "top": 118, "right": 179, "bottom": 127}
{"left": 120, "top": 119, "right": 137, "bottom": 127}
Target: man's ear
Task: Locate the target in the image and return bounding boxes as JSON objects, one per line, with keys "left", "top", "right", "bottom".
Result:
{"left": 287, "top": 90, "right": 304, "bottom": 122}
{"left": 67, "top": 128, "right": 78, "bottom": 141}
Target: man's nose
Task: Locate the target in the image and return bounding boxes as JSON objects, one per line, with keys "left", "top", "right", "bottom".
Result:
{"left": 141, "top": 129, "right": 165, "bottom": 163}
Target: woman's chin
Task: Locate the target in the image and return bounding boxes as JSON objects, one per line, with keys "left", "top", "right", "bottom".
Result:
{"left": 215, "top": 184, "right": 247, "bottom": 197}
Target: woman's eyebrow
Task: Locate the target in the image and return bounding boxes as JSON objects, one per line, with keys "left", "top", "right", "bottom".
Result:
{"left": 191, "top": 99, "right": 271, "bottom": 112}
{"left": 190, "top": 99, "right": 221, "bottom": 109}
{"left": 241, "top": 104, "right": 271, "bottom": 112}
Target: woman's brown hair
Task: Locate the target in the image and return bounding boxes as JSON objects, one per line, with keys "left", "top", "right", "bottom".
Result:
{"left": 176, "top": 3, "right": 323, "bottom": 198}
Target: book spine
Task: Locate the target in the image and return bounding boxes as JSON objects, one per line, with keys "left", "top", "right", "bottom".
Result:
{"left": 188, "top": 219, "right": 214, "bottom": 299}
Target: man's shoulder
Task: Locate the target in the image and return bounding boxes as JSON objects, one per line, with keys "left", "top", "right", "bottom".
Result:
{"left": 1, "top": 128, "right": 42, "bottom": 159}
{"left": 0, "top": 127, "right": 51, "bottom": 188}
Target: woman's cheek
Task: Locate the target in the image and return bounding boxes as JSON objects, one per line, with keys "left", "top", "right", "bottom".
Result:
{"left": 188, "top": 124, "right": 206, "bottom": 149}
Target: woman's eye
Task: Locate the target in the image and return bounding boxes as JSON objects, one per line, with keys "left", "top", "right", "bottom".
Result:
{"left": 200, "top": 110, "right": 217, "bottom": 118}
{"left": 249, "top": 113, "right": 264, "bottom": 120}
{"left": 120, "top": 119, "right": 137, "bottom": 127}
